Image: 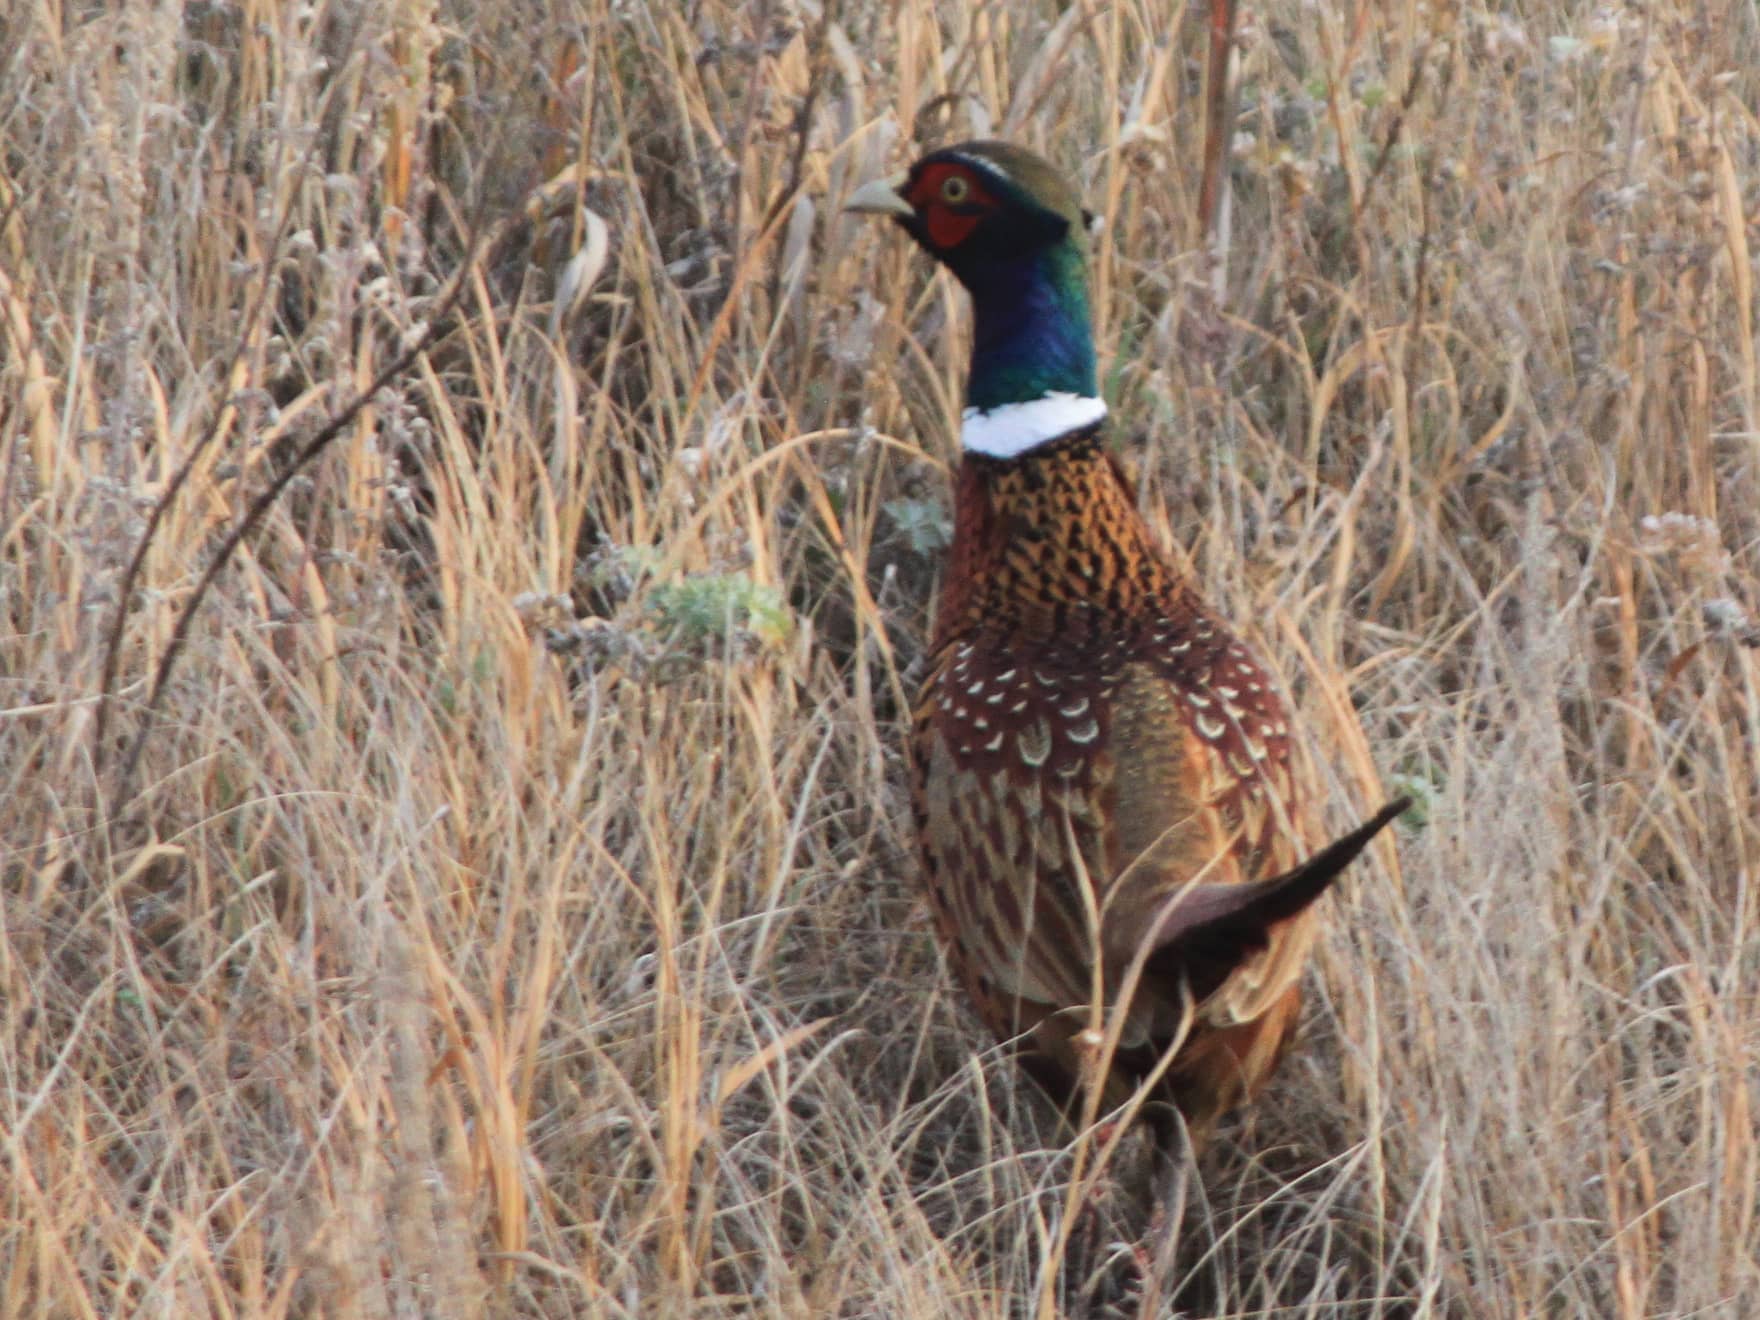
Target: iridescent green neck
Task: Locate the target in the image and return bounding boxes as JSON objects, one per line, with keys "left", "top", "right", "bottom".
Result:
{"left": 963, "top": 241, "right": 1097, "bottom": 412}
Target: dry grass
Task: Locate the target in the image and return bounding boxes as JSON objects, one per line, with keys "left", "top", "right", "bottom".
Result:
{"left": 3, "top": 0, "right": 1758, "bottom": 1315}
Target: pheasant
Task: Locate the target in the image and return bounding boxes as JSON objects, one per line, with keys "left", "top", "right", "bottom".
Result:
{"left": 847, "top": 140, "right": 1407, "bottom": 1142}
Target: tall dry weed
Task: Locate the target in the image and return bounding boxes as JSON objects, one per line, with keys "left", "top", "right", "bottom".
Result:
{"left": 2, "top": 1, "right": 1757, "bottom": 1315}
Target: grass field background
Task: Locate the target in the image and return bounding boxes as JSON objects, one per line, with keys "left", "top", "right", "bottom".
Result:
{"left": 4, "top": 1, "right": 1758, "bottom": 1314}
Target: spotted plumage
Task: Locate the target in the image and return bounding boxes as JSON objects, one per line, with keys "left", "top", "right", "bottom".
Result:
{"left": 849, "top": 141, "right": 1406, "bottom": 1140}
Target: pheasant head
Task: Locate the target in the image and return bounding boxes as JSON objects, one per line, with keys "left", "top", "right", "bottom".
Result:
{"left": 846, "top": 140, "right": 1104, "bottom": 448}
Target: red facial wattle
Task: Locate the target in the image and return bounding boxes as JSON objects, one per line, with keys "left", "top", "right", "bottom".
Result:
{"left": 905, "top": 163, "right": 996, "bottom": 251}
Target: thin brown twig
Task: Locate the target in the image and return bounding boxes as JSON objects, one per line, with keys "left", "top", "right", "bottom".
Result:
{"left": 107, "top": 212, "right": 506, "bottom": 813}
{"left": 1196, "top": 0, "right": 1238, "bottom": 252}
{"left": 92, "top": 80, "right": 336, "bottom": 772}
{"left": 1360, "top": 37, "right": 1440, "bottom": 204}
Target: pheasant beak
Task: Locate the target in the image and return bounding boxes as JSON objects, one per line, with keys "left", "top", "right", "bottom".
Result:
{"left": 844, "top": 175, "right": 914, "bottom": 219}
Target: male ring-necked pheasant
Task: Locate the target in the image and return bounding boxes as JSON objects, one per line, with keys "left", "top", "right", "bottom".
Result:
{"left": 848, "top": 141, "right": 1406, "bottom": 1142}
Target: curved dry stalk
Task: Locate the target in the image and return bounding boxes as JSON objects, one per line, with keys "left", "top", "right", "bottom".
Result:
{"left": 105, "top": 213, "right": 504, "bottom": 814}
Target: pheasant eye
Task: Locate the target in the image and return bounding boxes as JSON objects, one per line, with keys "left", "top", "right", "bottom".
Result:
{"left": 940, "top": 174, "right": 971, "bottom": 204}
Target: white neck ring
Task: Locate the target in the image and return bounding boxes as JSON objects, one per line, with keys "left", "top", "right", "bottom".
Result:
{"left": 960, "top": 393, "right": 1108, "bottom": 459}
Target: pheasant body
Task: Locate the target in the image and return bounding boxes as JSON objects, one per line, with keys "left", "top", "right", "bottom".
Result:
{"left": 912, "top": 430, "right": 1312, "bottom": 1128}
{"left": 849, "top": 140, "right": 1405, "bottom": 1137}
